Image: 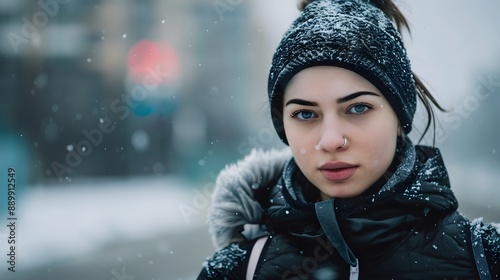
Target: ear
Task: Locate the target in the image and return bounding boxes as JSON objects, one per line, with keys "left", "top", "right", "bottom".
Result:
{"left": 397, "top": 125, "right": 403, "bottom": 137}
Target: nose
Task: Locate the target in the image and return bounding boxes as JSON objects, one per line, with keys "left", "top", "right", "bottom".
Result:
{"left": 316, "top": 116, "right": 347, "bottom": 152}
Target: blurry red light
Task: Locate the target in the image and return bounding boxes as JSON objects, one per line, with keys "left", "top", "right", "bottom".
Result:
{"left": 127, "top": 40, "right": 178, "bottom": 85}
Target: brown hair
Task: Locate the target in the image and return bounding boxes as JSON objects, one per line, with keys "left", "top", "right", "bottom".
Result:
{"left": 297, "top": 0, "right": 446, "bottom": 144}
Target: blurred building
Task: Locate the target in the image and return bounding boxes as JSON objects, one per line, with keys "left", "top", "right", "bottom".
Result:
{"left": 0, "top": 0, "right": 271, "bottom": 184}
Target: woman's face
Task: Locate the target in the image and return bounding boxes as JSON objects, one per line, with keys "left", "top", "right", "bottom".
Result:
{"left": 283, "top": 66, "right": 399, "bottom": 200}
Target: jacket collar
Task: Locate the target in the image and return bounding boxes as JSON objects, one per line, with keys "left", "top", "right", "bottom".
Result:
{"left": 276, "top": 141, "right": 458, "bottom": 261}
{"left": 338, "top": 145, "right": 458, "bottom": 259}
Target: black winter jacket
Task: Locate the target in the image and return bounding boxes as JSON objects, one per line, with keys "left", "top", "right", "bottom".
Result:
{"left": 198, "top": 145, "right": 500, "bottom": 279}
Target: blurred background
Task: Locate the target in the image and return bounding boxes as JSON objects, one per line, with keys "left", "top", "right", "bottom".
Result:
{"left": 0, "top": 0, "right": 499, "bottom": 279}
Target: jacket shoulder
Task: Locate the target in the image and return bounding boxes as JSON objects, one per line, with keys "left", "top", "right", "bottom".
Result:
{"left": 198, "top": 241, "right": 252, "bottom": 280}
{"left": 371, "top": 212, "right": 477, "bottom": 279}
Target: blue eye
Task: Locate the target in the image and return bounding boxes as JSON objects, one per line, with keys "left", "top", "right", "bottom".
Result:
{"left": 347, "top": 104, "right": 371, "bottom": 114}
{"left": 290, "top": 110, "right": 317, "bottom": 120}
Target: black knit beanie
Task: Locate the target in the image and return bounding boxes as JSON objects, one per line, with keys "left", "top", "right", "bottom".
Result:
{"left": 268, "top": 0, "right": 416, "bottom": 144}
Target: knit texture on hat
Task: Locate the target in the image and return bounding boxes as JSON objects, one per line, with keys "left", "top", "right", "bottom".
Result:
{"left": 268, "top": 0, "right": 416, "bottom": 144}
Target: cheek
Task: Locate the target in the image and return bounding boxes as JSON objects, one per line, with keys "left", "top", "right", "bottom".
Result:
{"left": 285, "top": 121, "right": 315, "bottom": 153}
{"left": 288, "top": 139, "right": 313, "bottom": 163}
{"left": 285, "top": 129, "right": 317, "bottom": 171}
{"left": 361, "top": 122, "right": 398, "bottom": 167}
{"left": 367, "top": 146, "right": 393, "bottom": 169}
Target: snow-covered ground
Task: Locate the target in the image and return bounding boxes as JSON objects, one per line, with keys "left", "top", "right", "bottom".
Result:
{"left": 0, "top": 176, "right": 210, "bottom": 274}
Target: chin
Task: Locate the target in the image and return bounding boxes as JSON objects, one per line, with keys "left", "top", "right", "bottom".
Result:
{"left": 320, "top": 187, "right": 358, "bottom": 200}
{"left": 317, "top": 175, "right": 370, "bottom": 199}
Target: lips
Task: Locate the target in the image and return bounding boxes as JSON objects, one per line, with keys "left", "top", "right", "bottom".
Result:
{"left": 319, "top": 161, "right": 358, "bottom": 181}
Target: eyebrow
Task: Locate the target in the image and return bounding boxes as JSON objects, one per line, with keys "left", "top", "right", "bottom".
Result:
{"left": 336, "top": 91, "right": 380, "bottom": 103}
{"left": 285, "top": 99, "right": 318, "bottom": 106}
{"left": 285, "top": 91, "right": 380, "bottom": 107}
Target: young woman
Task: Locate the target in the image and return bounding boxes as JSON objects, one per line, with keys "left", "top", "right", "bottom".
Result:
{"left": 198, "top": 0, "right": 500, "bottom": 279}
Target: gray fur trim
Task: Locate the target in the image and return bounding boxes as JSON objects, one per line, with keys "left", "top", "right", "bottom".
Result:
{"left": 208, "top": 148, "right": 292, "bottom": 249}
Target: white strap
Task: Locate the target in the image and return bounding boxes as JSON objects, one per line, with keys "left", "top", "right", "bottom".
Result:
{"left": 246, "top": 236, "right": 268, "bottom": 280}
{"left": 350, "top": 259, "right": 359, "bottom": 280}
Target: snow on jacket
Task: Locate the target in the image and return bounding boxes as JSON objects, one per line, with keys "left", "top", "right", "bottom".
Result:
{"left": 197, "top": 144, "right": 500, "bottom": 279}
